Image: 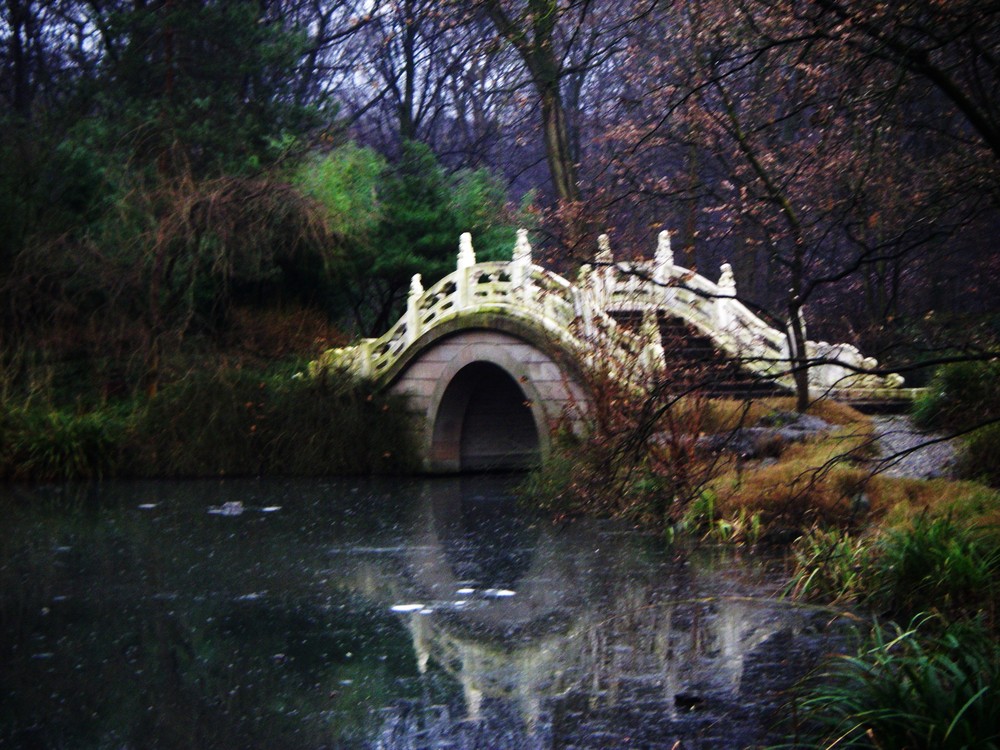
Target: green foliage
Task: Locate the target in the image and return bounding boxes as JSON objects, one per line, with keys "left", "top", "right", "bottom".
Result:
{"left": 788, "top": 516, "right": 1000, "bottom": 624}
{"left": 872, "top": 516, "right": 1000, "bottom": 621}
{"left": 912, "top": 359, "right": 1000, "bottom": 485}
{"left": 913, "top": 360, "right": 1000, "bottom": 430}
{"left": 0, "top": 364, "right": 417, "bottom": 481}
{"left": 794, "top": 616, "right": 1000, "bottom": 750}
{"left": 294, "top": 143, "right": 386, "bottom": 241}
{"left": 96, "top": 1, "right": 320, "bottom": 177}
{"left": 0, "top": 407, "right": 124, "bottom": 481}
{"left": 960, "top": 423, "right": 1000, "bottom": 486}
{"left": 786, "top": 527, "right": 874, "bottom": 604}
{"left": 295, "top": 140, "right": 527, "bottom": 334}
{"left": 129, "top": 367, "right": 417, "bottom": 478}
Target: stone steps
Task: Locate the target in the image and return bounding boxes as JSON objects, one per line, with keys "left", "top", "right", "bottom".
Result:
{"left": 612, "top": 311, "right": 788, "bottom": 398}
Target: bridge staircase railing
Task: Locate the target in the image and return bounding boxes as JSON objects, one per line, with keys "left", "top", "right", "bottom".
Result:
{"left": 311, "top": 231, "right": 665, "bottom": 387}
{"left": 312, "top": 230, "right": 914, "bottom": 402}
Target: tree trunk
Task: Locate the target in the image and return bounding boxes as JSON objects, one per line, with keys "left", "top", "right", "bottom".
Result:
{"left": 539, "top": 83, "right": 581, "bottom": 205}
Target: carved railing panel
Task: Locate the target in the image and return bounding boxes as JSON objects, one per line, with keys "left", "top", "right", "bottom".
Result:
{"left": 312, "top": 230, "right": 908, "bottom": 399}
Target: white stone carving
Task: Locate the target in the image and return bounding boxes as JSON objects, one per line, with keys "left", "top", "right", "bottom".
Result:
{"left": 313, "top": 229, "right": 908, "bottom": 400}
{"left": 654, "top": 230, "right": 674, "bottom": 284}
{"left": 457, "top": 232, "right": 476, "bottom": 269}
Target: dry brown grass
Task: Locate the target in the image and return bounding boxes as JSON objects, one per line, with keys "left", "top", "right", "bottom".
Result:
{"left": 704, "top": 403, "right": 880, "bottom": 532}
{"left": 688, "top": 396, "right": 867, "bottom": 434}
{"left": 698, "top": 398, "right": 1000, "bottom": 539}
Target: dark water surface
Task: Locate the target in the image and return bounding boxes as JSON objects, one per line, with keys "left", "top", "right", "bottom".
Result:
{"left": 0, "top": 477, "right": 845, "bottom": 749}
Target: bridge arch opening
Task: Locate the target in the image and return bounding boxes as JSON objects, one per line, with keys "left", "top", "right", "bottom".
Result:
{"left": 430, "top": 361, "right": 541, "bottom": 472}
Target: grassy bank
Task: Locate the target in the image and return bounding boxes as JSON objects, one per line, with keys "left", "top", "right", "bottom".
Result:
{"left": 0, "top": 362, "right": 417, "bottom": 481}
{"left": 524, "top": 393, "right": 1000, "bottom": 749}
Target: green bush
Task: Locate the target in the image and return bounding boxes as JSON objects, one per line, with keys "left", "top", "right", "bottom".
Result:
{"left": 788, "top": 516, "right": 999, "bottom": 625}
{"left": 261, "top": 374, "right": 418, "bottom": 476}
{"left": 0, "top": 406, "right": 124, "bottom": 481}
{"left": 128, "top": 369, "right": 264, "bottom": 477}
{"left": 794, "top": 616, "right": 1000, "bottom": 750}
{"left": 127, "top": 367, "right": 417, "bottom": 477}
{"left": 913, "top": 360, "right": 1000, "bottom": 430}
{"left": 295, "top": 140, "right": 529, "bottom": 334}
{"left": 959, "top": 422, "right": 1000, "bottom": 487}
{"left": 871, "top": 516, "right": 1000, "bottom": 622}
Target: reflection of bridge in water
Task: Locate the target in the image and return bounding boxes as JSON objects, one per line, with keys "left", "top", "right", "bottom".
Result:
{"left": 315, "top": 230, "right": 914, "bottom": 473}
{"left": 335, "top": 478, "right": 844, "bottom": 748}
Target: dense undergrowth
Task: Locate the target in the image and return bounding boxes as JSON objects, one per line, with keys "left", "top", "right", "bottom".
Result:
{"left": 777, "top": 362, "right": 1000, "bottom": 750}
{"left": 0, "top": 324, "right": 417, "bottom": 481}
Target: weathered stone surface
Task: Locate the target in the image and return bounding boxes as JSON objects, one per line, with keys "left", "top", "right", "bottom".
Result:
{"left": 312, "top": 231, "right": 914, "bottom": 472}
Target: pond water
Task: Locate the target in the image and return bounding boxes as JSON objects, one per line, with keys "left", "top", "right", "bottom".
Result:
{"left": 0, "top": 476, "right": 847, "bottom": 749}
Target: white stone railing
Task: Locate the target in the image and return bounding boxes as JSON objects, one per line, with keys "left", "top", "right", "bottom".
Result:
{"left": 581, "top": 231, "right": 905, "bottom": 395}
{"left": 312, "top": 230, "right": 663, "bottom": 386}
{"left": 313, "top": 229, "right": 907, "bottom": 398}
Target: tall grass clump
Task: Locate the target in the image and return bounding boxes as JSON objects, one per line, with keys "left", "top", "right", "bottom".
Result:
{"left": 0, "top": 406, "right": 125, "bottom": 480}
{"left": 789, "top": 515, "right": 999, "bottom": 624}
{"left": 793, "top": 616, "right": 1000, "bottom": 750}
{"left": 871, "top": 515, "right": 1000, "bottom": 622}
{"left": 262, "top": 373, "right": 418, "bottom": 475}
{"left": 785, "top": 527, "right": 874, "bottom": 603}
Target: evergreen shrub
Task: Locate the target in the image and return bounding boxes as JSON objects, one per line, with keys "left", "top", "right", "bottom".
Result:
{"left": 913, "top": 360, "right": 1000, "bottom": 430}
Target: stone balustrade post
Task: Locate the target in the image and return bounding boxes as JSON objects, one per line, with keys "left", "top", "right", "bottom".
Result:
{"left": 716, "top": 262, "right": 737, "bottom": 330}
{"left": 653, "top": 229, "right": 674, "bottom": 284}
{"left": 456, "top": 232, "right": 476, "bottom": 309}
{"left": 512, "top": 228, "right": 531, "bottom": 284}
{"left": 595, "top": 234, "right": 614, "bottom": 304}
{"left": 405, "top": 273, "right": 423, "bottom": 346}
{"left": 641, "top": 308, "right": 665, "bottom": 374}
{"left": 576, "top": 264, "right": 595, "bottom": 338}
{"left": 356, "top": 339, "right": 373, "bottom": 378}
{"left": 511, "top": 228, "right": 534, "bottom": 307}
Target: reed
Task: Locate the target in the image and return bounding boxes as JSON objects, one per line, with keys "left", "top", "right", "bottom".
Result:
{"left": 788, "top": 616, "right": 1000, "bottom": 750}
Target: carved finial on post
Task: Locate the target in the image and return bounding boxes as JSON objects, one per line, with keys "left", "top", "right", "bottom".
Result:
{"left": 595, "top": 233, "right": 613, "bottom": 265}
{"left": 456, "top": 233, "right": 476, "bottom": 308}
{"left": 715, "top": 262, "right": 737, "bottom": 330}
{"left": 409, "top": 273, "right": 423, "bottom": 299}
{"left": 594, "top": 234, "right": 615, "bottom": 303}
{"left": 513, "top": 228, "right": 532, "bottom": 266}
{"left": 718, "top": 262, "right": 736, "bottom": 296}
{"left": 512, "top": 228, "right": 532, "bottom": 289}
{"left": 405, "top": 273, "right": 423, "bottom": 345}
{"left": 457, "top": 232, "right": 476, "bottom": 269}
{"left": 654, "top": 230, "right": 674, "bottom": 283}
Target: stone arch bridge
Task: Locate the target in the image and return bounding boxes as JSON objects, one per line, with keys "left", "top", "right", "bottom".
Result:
{"left": 313, "top": 230, "right": 913, "bottom": 473}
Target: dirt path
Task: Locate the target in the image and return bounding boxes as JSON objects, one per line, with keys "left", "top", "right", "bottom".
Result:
{"left": 870, "top": 415, "right": 957, "bottom": 479}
